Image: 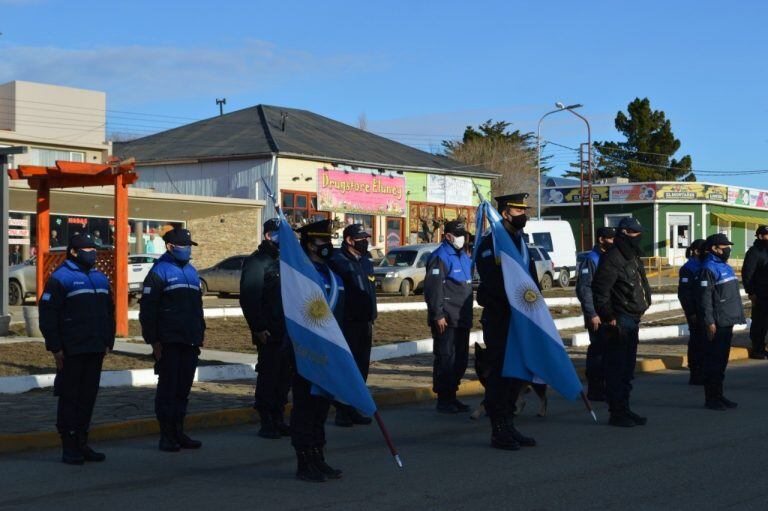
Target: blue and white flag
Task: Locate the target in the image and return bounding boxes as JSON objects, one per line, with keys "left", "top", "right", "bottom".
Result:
{"left": 276, "top": 215, "right": 377, "bottom": 416}
{"left": 475, "top": 201, "right": 583, "bottom": 401}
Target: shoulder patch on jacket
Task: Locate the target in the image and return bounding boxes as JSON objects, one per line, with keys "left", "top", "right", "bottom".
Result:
{"left": 482, "top": 249, "right": 492, "bottom": 258}
{"left": 432, "top": 268, "right": 440, "bottom": 275}
{"left": 41, "top": 292, "right": 51, "bottom": 301}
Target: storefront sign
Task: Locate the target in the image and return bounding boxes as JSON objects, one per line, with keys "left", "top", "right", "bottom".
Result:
{"left": 728, "top": 187, "right": 753, "bottom": 206}
{"left": 8, "top": 238, "right": 30, "bottom": 245}
{"left": 610, "top": 184, "right": 657, "bottom": 202}
{"left": 656, "top": 183, "right": 727, "bottom": 201}
{"left": 426, "top": 175, "right": 474, "bottom": 206}
{"left": 9, "top": 218, "right": 28, "bottom": 227}
{"left": 8, "top": 229, "right": 29, "bottom": 237}
{"left": 317, "top": 169, "right": 406, "bottom": 217}
{"left": 541, "top": 186, "right": 609, "bottom": 204}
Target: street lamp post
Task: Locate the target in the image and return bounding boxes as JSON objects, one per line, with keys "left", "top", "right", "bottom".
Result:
{"left": 563, "top": 107, "right": 594, "bottom": 248}
{"left": 0, "top": 146, "right": 28, "bottom": 336}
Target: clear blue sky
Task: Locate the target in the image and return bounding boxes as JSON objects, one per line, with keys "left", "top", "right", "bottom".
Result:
{"left": 2, "top": 0, "right": 767, "bottom": 187}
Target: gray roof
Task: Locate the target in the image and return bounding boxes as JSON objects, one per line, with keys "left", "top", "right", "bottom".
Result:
{"left": 114, "top": 105, "right": 496, "bottom": 177}
{"left": 545, "top": 176, "right": 580, "bottom": 187}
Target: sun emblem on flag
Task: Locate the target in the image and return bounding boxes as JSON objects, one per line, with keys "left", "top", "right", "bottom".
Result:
{"left": 512, "top": 283, "right": 541, "bottom": 313}
{"left": 301, "top": 291, "right": 332, "bottom": 328}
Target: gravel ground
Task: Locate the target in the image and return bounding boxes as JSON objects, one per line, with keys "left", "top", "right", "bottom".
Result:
{"left": 0, "top": 343, "right": 158, "bottom": 376}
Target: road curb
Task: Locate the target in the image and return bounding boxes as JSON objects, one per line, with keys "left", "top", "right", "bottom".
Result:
{"left": 0, "top": 347, "right": 751, "bottom": 454}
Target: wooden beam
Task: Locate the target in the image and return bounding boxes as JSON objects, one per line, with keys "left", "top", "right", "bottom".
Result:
{"left": 113, "top": 173, "right": 129, "bottom": 337}
{"left": 27, "top": 173, "right": 139, "bottom": 189}
{"left": 36, "top": 182, "right": 50, "bottom": 303}
{"left": 54, "top": 161, "right": 112, "bottom": 175}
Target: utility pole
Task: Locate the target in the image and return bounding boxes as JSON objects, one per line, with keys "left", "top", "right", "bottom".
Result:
{"left": 216, "top": 98, "right": 226, "bottom": 116}
{"left": 0, "top": 146, "right": 28, "bottom": 336}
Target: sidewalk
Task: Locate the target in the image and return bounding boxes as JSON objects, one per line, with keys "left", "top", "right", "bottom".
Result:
{"left": 0, "top": 331, "right": 753, "bottom": 452}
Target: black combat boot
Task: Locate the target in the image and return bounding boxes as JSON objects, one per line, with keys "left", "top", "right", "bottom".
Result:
{"left": 436, "top": 393, "right": 460, "bottom": 414}
{"left": 507, "top": 423, "right": 536, "bottom": 446}
{"left": 452, "top": 398, "right": 471, "bottom": 413}
{"left": 312, "top": 447, "right": 342, "bottom": 479}
{"left": 60, "top": 430, "right": 85, "bottom": 465}
{"left": 718, "top": 384, "right": 738, "bottom": 409}
{"left": 158, "top": 421, "right": 181, "bottom": 452}
{"left": 77, "top": 431, "right": 106, "bottom": 462}
{"left": 624, "top": 407, "right": 647, "bottom": 426}
{"left": 258, "top": 410, "right": 281, "bottom": 439}
{"left": 704, "top": 384, "right": 726, "bottom": 411}
{"left": 608, "top": 403, "right": 635, "bottom": 427}
{"left": 175, "top": 420, "right": 202, "bottom": 449}
{"left": 490, "top": 417, "right": 520, "bottom": 451}
{"left": 273, "top": 408, "right": 291, "bottom": 436}
{"left": 349, "top": 408, "right": 373, "bottom": 425}
{"left": 295, "top": 449, "right": 326, "bottom": 483}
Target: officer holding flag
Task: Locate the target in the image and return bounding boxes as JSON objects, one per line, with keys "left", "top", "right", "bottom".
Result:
{"left": 476, "top": 193, "right": 538, "bottom": 451}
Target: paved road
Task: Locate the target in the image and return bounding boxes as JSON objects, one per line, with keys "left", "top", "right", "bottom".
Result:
{"left": 2, "top": 361, "right": 767, "bottom": 510}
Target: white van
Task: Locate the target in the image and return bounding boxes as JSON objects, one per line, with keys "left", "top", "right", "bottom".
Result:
{"left": 523, "top": 220, "right": 577, "bottom": 287}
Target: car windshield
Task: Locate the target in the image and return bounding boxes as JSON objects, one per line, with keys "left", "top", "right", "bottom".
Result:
{"left": 379, "top": 250, "right": 418, "bottom": 267}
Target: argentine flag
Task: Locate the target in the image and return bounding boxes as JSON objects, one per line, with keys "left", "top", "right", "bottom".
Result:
{"left": 475, "top": 201, "right": 583, "bottom": 401}
{"left": 277, "top": 215, "right": 377, "bottom": 416}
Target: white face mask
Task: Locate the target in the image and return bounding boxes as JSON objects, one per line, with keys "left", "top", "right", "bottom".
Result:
{"left": 450, "top": 235, "right": 465, "bottom": 250}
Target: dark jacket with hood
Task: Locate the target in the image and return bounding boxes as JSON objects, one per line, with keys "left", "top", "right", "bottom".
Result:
{"left": 591, "top": 235, "right": 652, "bottom": 322}
{"left": 424, "top": 240, "right": 474, "bottom": 328}
{"left": 698, "top": 252, "right": 746, "bottom": 328}
{"left": 742, "top": 239, "right": 768, "bottom": 300}
{"left": 240, "top": 240, "right": 286, "bottom": 343}
{"left": 329, "top": 243, "right": 378, "bottom": 323}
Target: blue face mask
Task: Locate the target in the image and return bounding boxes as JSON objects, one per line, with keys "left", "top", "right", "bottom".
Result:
{"left": 269, "top": 231, "right": 280, "bottom": 245}
{"left": 170, "top": 245, "right": 192, "bottom": 262}
{"left": 74, "top": 249, "right": 97, "bottom": 269}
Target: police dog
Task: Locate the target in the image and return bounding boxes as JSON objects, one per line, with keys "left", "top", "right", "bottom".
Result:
{"left": 471, "top": 342, "right": 548, "bottom": 419}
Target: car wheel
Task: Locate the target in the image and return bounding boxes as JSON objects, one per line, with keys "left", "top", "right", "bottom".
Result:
{"left": 558, "top": 269, "right": 570, "bottom": 288}
{"left": 400, "top": 279, "right": 412, "bottom": 297}
{"left": 200, "top": 280, "right": 208, "bottom": 295}
{"left": 539, "top": 273, "right": 553, "bottom": 291}
{"left": 8, "top": 280, "right": 23, "bottom": 306}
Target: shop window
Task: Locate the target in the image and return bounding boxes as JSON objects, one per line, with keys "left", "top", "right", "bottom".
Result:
{"left": 345, "top": 214, "right": 375, "bottom": 239}
{"left": 604, "top": 213, "right": 632, "bottom": 228}
{"left": 282, "top": 190, "right": 329, "bottom": 226}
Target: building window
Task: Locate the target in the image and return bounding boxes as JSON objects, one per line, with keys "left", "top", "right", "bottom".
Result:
{"left": 604, "top": 213, "right": 632, "bottom": 227}
{"left": 30, "top": 148, "right": 86, "bottom": 166}
{"left": 281, "top": 190, "right": 329, "bottom": 227}
{"left": 344, "top": 214, "right": 375, "bottom": 239}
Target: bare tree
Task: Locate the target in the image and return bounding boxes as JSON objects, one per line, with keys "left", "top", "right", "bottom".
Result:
{"left": 447, "top": 136, "right": 539, "bottom": 213}
{"left": 357, "top": 112, "right": 368, "bottom": 131}
{"left": 107, "top": 131, "right": 142, "bottom": 143}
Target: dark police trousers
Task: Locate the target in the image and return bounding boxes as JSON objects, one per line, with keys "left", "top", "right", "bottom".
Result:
{"left": 749, "top": 298, "right": 768, "bottom": 354}
{"left": 585, "top": 326, "right": 606, "bottom": 392}
{"left": 481, "top": 314, "right": 525, "bottom": 420}
{"left": 687, "top": 318, "right": 706, "bottom": 378}
{"left": 290, "top": 369, "right": 330, "bottom": 450}
{"left": 56, "top": 352, "right": 104, "bottom": 433}
{"left": 431, "top": 325, "right": 470, "bottom": 399}
{"left": 155, "top": 344, "right": 199, "bottom": 422}
{"left": 602, "top": 314, "right": 640, "bottom": 413}
{"left": 254, "top": 338, "right": 291, "bottom": 414}
{"left": 704, "top": 326, "right": 733, "bottom": 385}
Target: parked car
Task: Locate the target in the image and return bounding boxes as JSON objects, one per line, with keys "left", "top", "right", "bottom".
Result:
{"left": 523, "top": 220, "right": 577, "bottom": 288}
{"left": 128, "top": 254, "right": 160, "bottom": 304}
{"left": 373, "top": 243, "right": 439, "bottom": 296}
{"left": 198, "top": 255, "right": 248, "bottom": 296}
{"left": 368, "top": 247, "right": 386, "bottom": 266}
{"left": 7, "top": 249, "right": 157, "bottom": 306}
{"left": 470, "top": 243, "right": 556, "bottom": 291}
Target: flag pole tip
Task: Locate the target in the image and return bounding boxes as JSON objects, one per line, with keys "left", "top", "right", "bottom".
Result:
{"left": 590, "top": 411, "right": 598, "bottom": 423}
{"left": 394, "top": 454, "right": 404, "bottom": 469}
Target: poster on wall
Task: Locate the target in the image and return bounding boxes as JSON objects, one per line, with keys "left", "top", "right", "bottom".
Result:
{"left": 610, "top": 184, "right": 656, "bottom": 202}
{"left": 540, "top": 186, "right": 609, "bottom": 204}
{"left": 656, "top": 183, "right": 727, "bottom": 201}
{"left": 426, "top": 175, "right": 473, "bottom": 206}
{"left": 317, "top": 169, "right": 406, "bottom": 217}
{"left": 727, "top": 187, "right": 752, "bottom": 206}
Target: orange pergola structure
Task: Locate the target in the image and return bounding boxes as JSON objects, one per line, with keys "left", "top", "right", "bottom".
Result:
{"left": 7, "top": 160, "right": 139, "bottom": 336}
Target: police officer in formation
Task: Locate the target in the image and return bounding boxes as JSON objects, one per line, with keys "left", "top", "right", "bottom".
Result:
{"left": 698, "top": 233, "right": 745, "bottom": 410}
{"left": 678, "top": 238, "right": 706, "bottom": 385}
{"left": 40, "top": 234, "right": 114, "bottom": 465}
{"left": 591, "top": 217, "right": 651, "bottom": 428}
{"left": 240, "top": 218, "right": 291, "bottom": 439}
{"left": 139, "top": 227, "right": 205, "bottom": 452}
{"left": 291, "top": 219, "right": 346, "bottom": 482}
{"left": 476, "top": 193, "right": 538, "bottom": 451}
{"left": 741, "top": 225, "right": 768, "bottom": 360}
{"left": 328, "top": 223, "right": 377, "bottom": 427}
{"left": 424, "top": 220, "right": 474, "bottom": 413}
{"left": 575, "top": 226, "right": 615, "bottom": 401}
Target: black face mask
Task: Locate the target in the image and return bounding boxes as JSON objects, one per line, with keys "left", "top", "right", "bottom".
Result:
{"left": 315, "top": 242, "right": 333, "bottom": 260}
{"left": 718, "top": 247, "right": 732, "bottom": 262}
{"left": 619, "top": 232, "right": 642, "bottom": 255}
{"left": 74, "top": 249, "right": 97, "bottom": 269}
{"left": 511, "top": 214, "right": 528, "bottom": 230}
{"left": 353, "top": 239, "right": 369, "bottom": 254}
